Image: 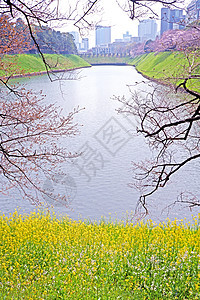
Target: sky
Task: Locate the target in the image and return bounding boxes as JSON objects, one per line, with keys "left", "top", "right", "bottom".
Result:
{"left": 85, "top": 0, "right": 140, "bottom": 47}
{"left": 61, "top": 0, "right": 188, "bottom": 48}
{"left": 83, "top": 0, "right": 162, "bottom": 47}
{"left": 97, "top": 0, "right": 140, "bottom": 39}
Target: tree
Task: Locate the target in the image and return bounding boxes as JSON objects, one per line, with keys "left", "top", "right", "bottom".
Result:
{"left": 0, "top": 0, "right": 102, "bottom": 74}
{"left": 0, "top": 0, "right": 102, "bottom": 205}
{"left": 32, "top": 25, "right": 78, "bottom": 54}
{"left": 0, "top": 86, "right": 81, "bottom": 205}
{"left": 0, "top": 15, "right": 31, "bottom": 55}
{"left": 0, "top": 17, "right": 82, "bottom": 205}
{"left": 117, "top": 22, "right": 200, "bottom": 214}
{"left": 116, "top": 0, "right": 184, "bottom": 20}
{"left": 0, "top": 0, "right": 195, "bottom": 208}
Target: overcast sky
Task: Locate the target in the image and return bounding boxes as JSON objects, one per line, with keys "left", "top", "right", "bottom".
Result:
{"left": 99, "top": 0, "right": 140, "bottom": 39}
{"left": 62, "top": 0, "right": 188, "bottom": 47}
{"left": 85, "top": 0, "right": 162, "bottom": 47}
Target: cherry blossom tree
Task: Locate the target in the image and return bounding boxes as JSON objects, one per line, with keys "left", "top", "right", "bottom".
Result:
{"left": 0, "top": 0, "right": 196, "bottom": 208}
{"left": 118, "top": 27, "right": 200, "bottom": 214}
{"left": 0, "top": 0, "right": 101, "bottom": 205}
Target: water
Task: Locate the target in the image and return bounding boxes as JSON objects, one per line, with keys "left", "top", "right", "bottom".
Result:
{"left": 0, "top": 66, "right": 199, "bottom": 222}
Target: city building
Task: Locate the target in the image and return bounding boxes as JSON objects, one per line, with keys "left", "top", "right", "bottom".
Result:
{"left": 114, "top": 39, "right": 124, "bottom": 43}
{"left": 95, "top": 26, "right": 111, "bottom": 46}
{"left": 161, "top": 8, "right": 185, "bottom": 36}
{"left": 83, "top": 38, "right": 89, "bottom": 51}
{"left": 131, "top": 37, "right": 140, "bottom": 43}
{"left": 89, "top": 41, "right": 131, "bottom": 56}
{"left": 79, "top": 38, "right": 89, "bottom": 53}
{"left": 114, "top": 32, "right": 133, "bottom": 43}
{"left": 187, "top": 0, "right": 200, "bottom": 22}
{"left": 123, "top": 31, "right": 132, "bottom": 42}
{"left": 138, "top": 19, "right": 157, "bottom": 41}
{"left": 69, "top": 31, "right": 80, "bottom": 50}
{"left": 87, "top": 30, "right": 140, "bottom": 56}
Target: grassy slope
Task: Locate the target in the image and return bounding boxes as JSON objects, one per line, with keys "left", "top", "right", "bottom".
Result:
{"left": 83, "top": 56, "right": 131, "bottom": 64}
{"left": 0, "top": 54, "right": 91, "bottom": 77}
{"left": 129, "top": 51, "right": 200, "bottom": 92}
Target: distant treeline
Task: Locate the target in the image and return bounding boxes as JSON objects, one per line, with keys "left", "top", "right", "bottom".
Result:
{"left": 0, "top": 16, "right": 77, "bottom": 55}
{"left": 32, "top": 25, "right": 77, "bottom": 55}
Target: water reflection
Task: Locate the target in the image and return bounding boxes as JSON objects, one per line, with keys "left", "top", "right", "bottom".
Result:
{"left": 0, "top": 66, "right": 199, "bottom": 221}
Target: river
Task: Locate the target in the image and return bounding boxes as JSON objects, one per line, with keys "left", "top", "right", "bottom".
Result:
{"left": 1, "top": 66, "right": 199, "bottom": 222}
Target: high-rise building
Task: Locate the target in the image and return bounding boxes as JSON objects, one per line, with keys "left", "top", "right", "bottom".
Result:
{"left": 161, "top": 8, "right": 185, "bottom": 35}
{"left": 95, "top": 26, "right": 111, "bottom": 46}
{"left": 69, "top": 31, "right": 79, "bottom": 50}
{"left": 187, "top": 0, "right": 200, "bottom": 22}
{"left": 161, "top": 8, "right": 171, "bottom": 35}
{"left": 138, "top": 19, "right": 157, "bottom": 41}
{"left": 123, "top": 31, "right": 132, "bottom": 42}
{"left": 79, "top": 38, "right": 89, "bottom": 53}
{"left": 82, "top": 38, "right": 89, "bottom": 51}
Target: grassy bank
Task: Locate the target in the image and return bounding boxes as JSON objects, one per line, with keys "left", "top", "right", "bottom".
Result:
{"left": 129, "top": 52, "right": 200, "bottom": 92}
{"left": 0, "top": 211, "right": 200, "bottom": 299}
{"left": 0, "top": 54, "right": 91, "bottom": 77}
{"left": 83, "top": 55, "right": 132, "bottom": 65}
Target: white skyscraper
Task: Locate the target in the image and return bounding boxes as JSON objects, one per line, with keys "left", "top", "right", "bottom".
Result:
{"left": 69, "top": 31, "right": 80, "bottom": 50}
{"left": 95, "top": 26, "right": 111, "bottom": 46}
{"left": 138, "top": 19, "right": 157, "bottom": 41}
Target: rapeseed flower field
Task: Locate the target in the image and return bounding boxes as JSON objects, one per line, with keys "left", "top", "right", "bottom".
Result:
{"left": 0, "top": 211, "right": 200, "bottom": 299}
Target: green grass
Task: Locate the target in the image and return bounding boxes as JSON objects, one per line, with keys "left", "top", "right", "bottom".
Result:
{"left": 83, "top": 55, "right": 132, "bottom": 65}
{"left": 129, "top": 51, "right": 200, "bottom": 92}
{"left": 129, "top": 52, "right": 187, "bottom": 78}
{"left": 0, "top": 211, "right": 200, "bottom": 299}
{"left": 0, "top": 54, "right": 91, "bottom": 77}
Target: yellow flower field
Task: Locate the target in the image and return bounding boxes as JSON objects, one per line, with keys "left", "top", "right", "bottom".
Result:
{"left": 0, "top": 211, "right": 200, "bottom": 299}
